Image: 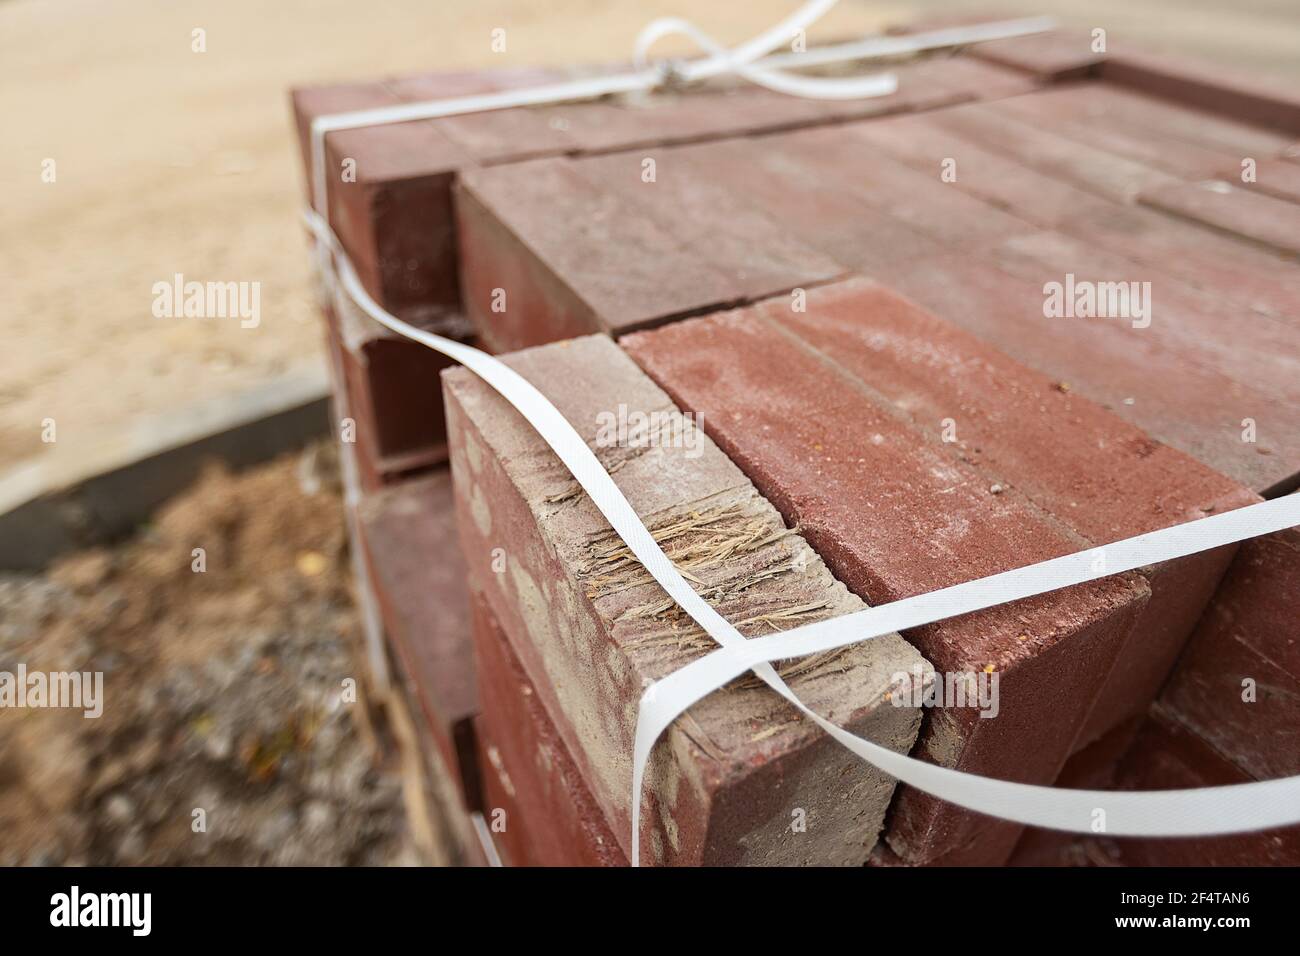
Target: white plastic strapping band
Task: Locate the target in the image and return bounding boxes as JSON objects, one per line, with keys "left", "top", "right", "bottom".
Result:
{"left": 303, "top": 1, "right": 1300, "bottom": 867}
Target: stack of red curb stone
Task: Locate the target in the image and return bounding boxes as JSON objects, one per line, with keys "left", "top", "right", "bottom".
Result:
{"left": 291, "top": 20, "right": 1300, "bottom": 865}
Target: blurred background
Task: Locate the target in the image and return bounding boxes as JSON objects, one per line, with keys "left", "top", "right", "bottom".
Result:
{"left": 1, "top": 0, "right": 1297, "bottom": 865}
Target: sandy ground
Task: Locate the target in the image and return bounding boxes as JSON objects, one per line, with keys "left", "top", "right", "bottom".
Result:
{"left": 2, "top": 0, "right": 1298, "bottom": 475}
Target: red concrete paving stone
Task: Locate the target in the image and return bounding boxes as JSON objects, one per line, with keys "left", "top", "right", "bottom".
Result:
{"left": 568, "top": 148, "right": 847, "bottom": 301}
{"left": 1217, "top": 159, "right": 1300, "bottom": 204}
{"left": 455, "top": 157, "right": 746, "bottom": 351}
{"left": 876, "top": 251, "right": 1298, "bottom": 494}
{"left": 668, "top": 137, "right": 936, "bottom": 276}
{"left": 1159, "top": 516, "right": 1300, "bottom": 781}
{"left": 472, "top": 592, "right": 627, "bottom": 866}
{"left": 1102, "top": 50, "right": 1300, "bottom": 135}
{"left": 298, "top": 52, "right": 1036, "bottom": 351}
{"left": 926, "top": 100, "right": 1182, "bottom": 203}
{"left": 758, "top": 277, "right": 1260, "bottom": 743}
{"left": 1006, "top": 715, "right": 1146, "bottom": 867}
{"left": 320, "top": 121, "right": 469, "bottom": 322}
{"left": 849, "top": 111, "right": 1300, "bottom": 324}
{"left": 289, "top": 80, "right": 398, "bottom": 198}
{"left": 391, "top": 67, "right": 784, "bottom": 164}
{"left": 459, "top": 106, "right": 1051, "bottom": 354}
{"left": 1102, "top": 707, "right": 1300, "bottom": 866}
{"left": 323, "top": 293, "right": 460, "bottom": 486}
{"left": 321, "top": 304, "right": 386, "bottom": 494}
{"left": 967, "top": 29, "right": 1107, "bottom": 81}
{"left": 1139, "top": 179, "right": 1300, "bottom": 257}
{"left": 755, "top": 123, "right": 1040, "bottom": 250}
{"left": 906, "top": 54, "right": 1044, "bottom": 102}
{"left": 990, "top": 85, "right": 1300, "bottom": 202}
{"left": 443, "top": 334, "right": 929, "bottom": 866}
{"left": 850, "top": 111, "right": 1122, "bottom": 237}
{"left": 356, "top": 469, "right": 479, "bottom": 806}
{"left": 622, "top": 308, "right": 1151, "bottom": 864}
{"left": 386, "top": 64, "right": 619, "bottom": 165}
{"left": 336, "top": 331, "right": 453, "bottom": 481}
{"left": 986, "top": 230, "right": 1300, "bottom": 406}
{"left": 998, "top": 97, "right": 1252, "bottom": 185}
{"left": 291, "top": 78, "right": 473, "bottom": 322}
{"left": 292, "top": 78, "right": 473, "bottom": 489}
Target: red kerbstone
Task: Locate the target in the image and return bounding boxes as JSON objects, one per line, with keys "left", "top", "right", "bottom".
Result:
{"left": 322, "top": 295, "right": 460, "bottom": 489}
{"left": 1139, "top": 179, "right": 1300, "bottom": 257}
{"left": 289, "top": 80, "right": 397, "bottom": 199}
{"left": 473, "top": 592, "right": 627, "bottom": 866}
{"left": 453, "top": 108, "right": 1036, "bottom": 354}
{"left": 567, "top": 148, "right": 848, "bottom": 306}
{"left": 925, "top": 100, "right": 1182, "bottom": 203}
{"left": 991, "top": 84, "right": 1299, "bottom": 198}
{"left": 984, "top": 230, "right": 1300, "bottom": 407}
{"left": 1103, "top": 707, "right": 1300, "bottom": 866}
{"left": 753, "top": 123, "right": 1040, "bottom": 251}
{"left": 968, "top": 29, "right": 1107, "bottom": 81}
{"left": 889, "top": 17, "right": 1106, "bottom": 82}
{"left": 849, "top": 111, "right": 1300, "bottom": 324}
{"left": 442, "top": 334, "right": 929, "bottom": 865}
{"left": 873, "top": 251, "right": 1298, "bottom": 494}
{"left": 297, "top": 54, "right": 1029, "bottom": 331}
{"left": 1159, "top": 515, "right": 1300, "bottom": 781}
{"left": 291, "top": 80, "right": 471, "bottom": 323}
{"left": 1007, "top": 716, "right": 1145, "bottom": 867}
{"left": 1101, "top": 50, "right": 1300, "bottom": 135}
{"left": 667, "top": 136, "right": 938, "bottom": 276}
{"left": 457, "top": 108, "right": 1295, "bottom": 492}
{"left": 411, "top": 56, "right": 1033, "bottom": 162}
{"left": 455, "top": 157, "right": 742, "bottom": 351}
{"left": 1001, "top": 83, "right": 1293, "bottom": 158}
{"left": 622, "top": 302, "right": 1151, "bottom": 865}
{"left": 740, "top": 277, "right": 1259, "bottom": 743}
{"left": 356, "top": 469, "right": 478, "bottom": 807}
{"left": 294, "top": 79, "right": 472, "bottom": 481}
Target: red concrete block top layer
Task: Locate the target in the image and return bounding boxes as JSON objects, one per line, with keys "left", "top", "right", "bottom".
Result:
{"left": 847, "top": 105, "right": 1300, "bottom": 327}
{"left": 454, "top": 81, "right": 1300, "bottom": 493}
{"left": 623, "top": 284, "right": 1153, "bottom": 862}
{"left": 753, "top": 278, "right": 1260, "bottom": 544}
{"left": 293, "top": 55, "right": 1035, "bottom": 175}
{"left": 291, "top": 53, "right": 1035, "bottom": 304}
{"left": 633, "top": 278, "right": 1255, "bottom": 746}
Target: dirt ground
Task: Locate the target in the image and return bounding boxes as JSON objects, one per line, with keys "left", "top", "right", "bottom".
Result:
{"left": 0, "top": 443, "right": 421, "bottom": 865}
{"left": 3, "top": 0, "right": 1298, "bottom": 473}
